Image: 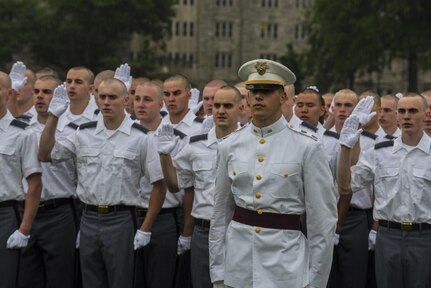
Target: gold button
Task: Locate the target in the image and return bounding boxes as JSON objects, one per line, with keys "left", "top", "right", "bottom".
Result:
{"left": 233, "top": 171, "right": 236, "bottom": 176}
{"left": 255, "top": 227, "right": 261, "bottom": 233}
{"left": 259, "top": 138, "right": 265, "bottom": 144}
{"left": 255, "top": 193, "right": 261, "bottom": 199}
{"left": 256, "top": 174, "right": 262, "bottom": 180}
{"left": 257, "top": 209, "right": 263, "bottom": 215}
{"left": 268, "top": 129, "right": 273, "bottom": 133}
{"left": 258, "top": 156, "right": 264, "bottom": 162}
{"left": 289, "top": 125, "right": 294, "bottom": 128}
{"left": 284, "top": 172, "right": 289, "bottom": 178}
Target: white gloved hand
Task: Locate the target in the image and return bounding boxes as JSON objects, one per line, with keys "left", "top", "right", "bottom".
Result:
{"left": 189, "top": 88, "right": 200, "bottom": 108}
{"left": 191, "top": 101, "right": 203, "bottom": 115}
{"left": 114, "top": 63, "right": 133, "bottom": 91}
{"left": 134, "top": 230, "right": 151, "bottom": 250}
{"left": 368, "top": 229, "right": 377, "bottom": 251}
{"left": 157, "top": 124, "right": 179, "bottom": 155}
{"left": 329, "top": 96, "right": 335, "bottom": 113}
{"left": 7, "top": 230, "right": 30, "bottom": 249}
{"left": 48, "top": 84, "right": 69, "bottom": 117}
{"left": 177, "top": 235, "right": 191, "bottom": 255}
{"left": 213, "top": 281, "right": 225, "bottom": 288}
{"left": 75, "top": 230, "right": 80, "bottom": 249}
{"left": 333, "top": 233, "right": 340, "bottom": 246}
{"left": 339, "top": 115, "right": 362, "bottom": 148}
{"left": 9, "top": 61, "right": 27, "bottom": 92}
{"left": 201, "top": 115, "right": 214, "bottom": 134}
{"left": 352, "top": 96, "right": 377, "bottom": 125}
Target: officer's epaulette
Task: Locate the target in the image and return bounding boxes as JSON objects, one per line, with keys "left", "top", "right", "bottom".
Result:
{"left": 160, "top": 111, "right": 168, "bottom": 118}
{"left": 361, "top": 130, "right": 378, "bottom": 140}
{"left": 194, "top": 116, "right": 205, "bottom": 123}
{"left": 67, "top": 122, "right": 79, "bottom": 130}
{"left": 10, "top": 119, "right": 28, "bottom": 129}
{"left": 79, "top": 121, "right": 97, "bottom": 130}
{"left": 375, "top": 140, "right": 394, "bottom": 150}
{"left": 174, "top": 129, "right": 187, "bottom": 139}
{"left": 132, "top": 123, "right": 149, "bottom": 134}
{"left": 94, "top": 109, "right": 100, "bottom": 115}
{"left": 190, "top": 133, "right": 208, "bottom": 143}
{"left": 287, "top": 123, "right": 318, "bottom": 141}
{"left": 323, "top": 130, "right": 340, "bottom": 139}
{"left": 300, "top": 121, "right": 318, "bottom": 133}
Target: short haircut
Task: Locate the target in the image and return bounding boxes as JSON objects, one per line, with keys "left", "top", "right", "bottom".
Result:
{"left": 68, "top": 66, "right": 95, "bottom": 84}
{"left": 0, "top": 71, "right": 12, "bottom": 89}
{"left": 99, "top": 78, "right": 127, "bottom": 97}
{"left": 284, "top": 84, "right": 295, "bottom": 99}
{"left": 299, "top": 87, "right": 324, "bottom": 107}
{"left": 204, "top": 79, "right": 227, "bottom": 90}
{"left": 136, "top": 81, "right": 164, "bottom": 102}
{"left": 217, "top": 85, "right": 242, "bottom": 104}
{"left": 359, "top": 90, "right": 380, "bottom": 107}
{"left": 421, "top": 90, "right": 431, "bottom": 98}
{"left": 380, "top": 94, "right": 399, "bottom": 104}
{"left": 402, "top": 92, "right": 427, "bottom": 111}
{"left": 26, "top": 69, "right": 36, "bottom": 86}
{"left": 95, "top": 70, "right": 115, "bottom": 82}
{"left": 334, "top": 89, "right": 358, "bottom": 103}
{"left": 36, "top": 67, "right": 59, "bottom": 79}
{"left": 164, "top": 74, "right": 191, "bottom": 91}
{"left": 37, "top": 75, "right": 61, "bottom": 86}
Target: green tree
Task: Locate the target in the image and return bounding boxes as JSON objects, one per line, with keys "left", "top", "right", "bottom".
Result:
{"left": 279, "top": 43, "right": 306, "bottom": 92}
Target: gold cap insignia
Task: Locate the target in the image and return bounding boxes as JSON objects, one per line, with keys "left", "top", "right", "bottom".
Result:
{"left": 254, "top": 61, "right": 269, "bottom": 75}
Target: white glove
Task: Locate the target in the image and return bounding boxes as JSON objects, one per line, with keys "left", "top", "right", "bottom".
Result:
{"left": 7, "top": 230, "right": 30, "bottom": 249}
{"left": 189, "top": 88, "right": 200, "bottom": 108}
{"left": 333, "top": 233, "right": 340, "bottom": 246}
{"left": 201, "top": 115, "right": 214, "bottom": 133}
{"left": 351, "top": 96, "right": 376, "bottom": 125}
{"left": 48, "top": 84, "right": 69, "bottom": 117}
{"left": 157, "top": 124, "right": 179, "bottom": 155}
{"left": 114, "top": 63, "right": 133, "bottom": 91}
{"left": 75, "top": 230, "right": 80, "bottom": 249}
{"left": 368, "top": 230, "right": 377, "bottom": 251}
{"left": 177, "top": 235, "right": 191, "bottom": 255}
{"left": 134, "top": 230, "right": 151, "bottom": 250}
{"left": 329, "top": 96, "right": 335, "bottom": 113}
{"left": 339, "top": 115, "right": 362, "bottom": 148}
{"left": 191, "top": 101, "right": 203, "bottom": 115}
{"left": 9, "top": 61, "right": 27, "bottom": 91}
{"left": 213, "top": 281, "right": 225, "bottom": 288}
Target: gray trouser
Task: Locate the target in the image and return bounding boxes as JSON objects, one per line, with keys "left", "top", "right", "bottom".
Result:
{"left": 19, "top": 203, "right": 77, "bottom": 288}
{"left": 191, "top": 223, "right": 212, "bottom": 288}
{"left": 0, "top": 205, "right": 21, "bottom": 288}
{"left": 375, "top": 227, "right": 431, "bottom": 288}
{"left": 80, "top": 209, "right": 136, "bottom": 288}
{"left": 134, "top": 210, "right": 177, "bottom": 288}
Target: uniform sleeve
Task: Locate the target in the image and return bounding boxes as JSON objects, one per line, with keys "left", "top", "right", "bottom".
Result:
{"left": 303, "top": 142, "right": 338, "bottom": 287}
{"left": 20, "top": 130, "right": 42, "bottom": 179}
{"left": 144, "top": 136, "right": 164, "bottom": 184}
{"left": 209, "top": 143, "right": 236, "bottom": 283}
{"left": 173, "top": 144, "right": 194, "bottom": 189}
{"left": 51, "top": 131, "right": 77, "bottom": 163}
{"left": 350, "top": 146, "right": 375, "bottom": 193}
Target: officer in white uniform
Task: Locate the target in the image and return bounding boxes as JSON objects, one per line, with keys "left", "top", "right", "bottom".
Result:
{"left": 338, "top": 93, "right": 431, "bottom": 288}
{"left": 209, "top": 59, "right": 337, "bottom": 288}
{"left": 0, "top": 71, "right": 42, "bottom": 288}
{"left": 39, "top": 78, "right": 165, "bottom": 288}
{"left": 18, "top": 76, "right": 79, "bottom": 288}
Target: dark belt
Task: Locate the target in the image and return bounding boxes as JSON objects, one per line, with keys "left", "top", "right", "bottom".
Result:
{"left": 0, "top": 200, "right": 18, "bottom": 208}
{"left": 194, "top": 218, "right": 210, "bottom": 229}
{"left": 84, "top": 204, "right": 134, "bottom": 214}
{"left": 136, "top": 207, "right": 177, "bottom": 218}
{"left": 38, "top": 197, "right": 72, "bottom": 212}
{"left": 348, "top": 206, "right": 372, "bottom": 212}
{"left": 379, "top": 220, "right": 431, "bottom": 232}
{"left": 232, "top": 206, "right": 301, "bottom": 230}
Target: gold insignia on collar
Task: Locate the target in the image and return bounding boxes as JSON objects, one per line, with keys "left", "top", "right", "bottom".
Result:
{"left": 254, "top": 61, "right": 269, "bottom": 75}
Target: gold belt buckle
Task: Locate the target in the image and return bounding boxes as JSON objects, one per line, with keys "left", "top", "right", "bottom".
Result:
{"left": 400, "top": 222, "right": 413, "bottom": 231}
{"left": 98, "top": 205, "right": 109, "bottom": 214}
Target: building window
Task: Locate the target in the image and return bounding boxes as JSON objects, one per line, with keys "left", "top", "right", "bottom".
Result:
{"left": 215, "top": 53, "right": 233, "bottom": 68}
{"left": 259, "top": 53, "right": 277, "bottom": 61}
{"left": 228, "top": 22, "right": 233, "bottom": 37}
{"left": 175, "top": 22, "right": 180, "bottom": 36}
{"left": 216, "top": 22, "right": 233, "bottom": 38}
{"left": 215, "top": 23, "right": 220, "bottom": 37}
{"left": 190, "top": 22, "right": 194, "bottom": 36}
{"left": 216, "top": 0, "right": 233, "bottom": 6}
{"left": 183, "top": 22, "right": 187, "bottom": 36}
{"left": 261, "top": 23, "right": 278, "bottom": 38}
{"left": 294, "top": 24, "right": 299, "bottom": 39}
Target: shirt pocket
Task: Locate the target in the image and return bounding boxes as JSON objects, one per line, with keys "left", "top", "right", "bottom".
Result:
{"left": 270, "top": 163, "right": 301, "bottom": 199}
{"left": 375, "top": 167, "right": 399, "bottom": 199}
{"left": 411, "top": 167, "right": 431, "bottom": 205}
{"left": 192, "top": 159, "right": 213, "bottom": 190}
{"left": 113, "top": 149, "right": 137, "bottom": 178}
{"left": 78, "top": 147, "right": 102, "bottom": 175}
{"left": 228, "top": 161, "right": 251, "bottom": 195}
{"left": 0, "top": 146, "right": 17, "bottom": 174}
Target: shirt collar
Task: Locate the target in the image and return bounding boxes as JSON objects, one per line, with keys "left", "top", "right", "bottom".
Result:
{"left": 393, "top": 132, "right": 431, "bottom": 154}
{"left": 58, "top": 101, "right": 97, "bottom": 131}
{"left": 95, "top": 114, "right": 132, "bottom": 136}
{"left": 177, "top": 109, "right": 196, "bottom": 127}
{"left": 250, "top": 116, "right": 286, "bottom": 137}
{"left": 0, "top": 111, "right": 14, "bottom": 132}
{"left": 206, "top": 127, "right": 217, "bottom": 146}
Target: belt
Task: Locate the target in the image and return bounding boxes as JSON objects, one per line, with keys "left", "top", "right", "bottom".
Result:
{"left": 0, "top": 200, "right": 18, "bottom": 208}
{"left": 348, "top": 206, "right": 372, "bottom": 212}
{"left": 84, "top": 204, "right": 134, "bottom": 214}
{"left": 38, "top": 198, "right": 72, "bottom": 212}
{"left": 379, "top": 220, "right": 431, "bottom": 232}
{"left": 194, "top": 218, "right": 210, "bottom": 229}
{"left": 136, "top": 207, "right": 177, "bottom": 218}
{"left": 232, "top": 206, "right": 301, "bottom": 230}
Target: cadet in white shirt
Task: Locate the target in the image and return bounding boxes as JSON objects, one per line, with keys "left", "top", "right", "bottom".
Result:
{"left": 18, "top": 76, "right": 79, "bottom": 288}
{"left": 209, "top": 59, "right": 337, "bottom": 288}
{"left": 39, "top": 78, "right": 164, "bottom": 288}
{"left": 0, "top": 71, "right": 42, "bottom": 288}
{"left": 338, "top": 93, "right": 431, "bottom": 288}
{"left": 378, "top": 94, "right": 401, "bottom": 140}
